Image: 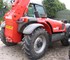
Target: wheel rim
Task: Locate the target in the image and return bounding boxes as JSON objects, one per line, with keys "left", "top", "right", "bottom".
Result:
{"left": 34, "top": 35, "right": 47, "bottom": 54}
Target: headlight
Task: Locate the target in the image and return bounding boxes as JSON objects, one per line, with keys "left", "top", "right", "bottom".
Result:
{"left": 1, "top": 21, "right": 5, "bottom": 28}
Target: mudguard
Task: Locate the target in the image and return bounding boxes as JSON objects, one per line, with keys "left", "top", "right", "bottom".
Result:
{"left": 65, "top": 23, "right": 70, "bottom": 35}
{"left": 23, "top": 23, "right": 44, "bottom": 34}
{"left": 65, "top": 23, "right": 70, "bottom": 28}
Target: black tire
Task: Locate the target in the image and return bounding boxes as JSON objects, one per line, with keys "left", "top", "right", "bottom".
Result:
{"left": 23, "top": 28, "right": 49, "bottom": 60}
{"left": 61, "top": 29, "right": 69, "bottom": 46}
{"left": 69, "top": 47, "right": 70, "bottom": 59}
{"left": 1, "top": 28, "right": 17, "bottom": 46}
{"left": 61, "top": 38, "right": 69, "bottom": 46}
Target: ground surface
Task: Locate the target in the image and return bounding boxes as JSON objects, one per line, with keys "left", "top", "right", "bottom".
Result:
{"left": 0, "top": 39, "right": 69, "bottom": 60}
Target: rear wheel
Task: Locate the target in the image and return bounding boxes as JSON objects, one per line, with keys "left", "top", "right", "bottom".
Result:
{"left": 23, "top": 28, "right": 49, "bottom": 59}
{"left": 1, "top": 28, "right": 17, "bottom": 46}
{"left": 61, "top": 29, "right": 69, "bottom": 46}
{"left": 61, "top": 37, "right": 69, "bottom": 46}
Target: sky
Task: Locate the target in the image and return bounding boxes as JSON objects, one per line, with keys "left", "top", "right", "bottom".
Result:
{"left": 30, "top": 0, "right": 43, "bottom": 5}
{"left": 31, "top": 0, "right": 70, "bottom": 10}
{"left": 59, "top": 0, "right": 70, "bottom": 10}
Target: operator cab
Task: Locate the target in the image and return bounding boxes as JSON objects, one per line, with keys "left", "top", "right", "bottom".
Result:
{"left": 26, "top": 3, "right": 47, "bottom": 18}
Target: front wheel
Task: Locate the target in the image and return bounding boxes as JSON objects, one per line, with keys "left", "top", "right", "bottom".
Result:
{"left": 23, "top": 28, "right": 49, "bottom": 59}
{"left": 1, "top": 28, "right": 17, "bottom": 46}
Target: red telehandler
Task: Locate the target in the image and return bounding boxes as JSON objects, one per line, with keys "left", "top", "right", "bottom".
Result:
{"left": 1, "top": 0, "right": 70, "bottom": 60}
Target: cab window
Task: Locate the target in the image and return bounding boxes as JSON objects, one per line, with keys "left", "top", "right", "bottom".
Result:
{"left": 35, "top": 5, "right": 46, "bottom": 18}
{"left": 27, "top": 4, "right": 35, "bottom": 17}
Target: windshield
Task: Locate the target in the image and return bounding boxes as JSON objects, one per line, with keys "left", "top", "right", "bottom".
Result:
{"left": 3, "top": 0, "right": 14, "bottom": 10}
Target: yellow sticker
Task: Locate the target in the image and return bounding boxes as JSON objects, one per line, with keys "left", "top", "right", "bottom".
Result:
{"left": 6, "top": 25, "right": 13, "bottom": 30}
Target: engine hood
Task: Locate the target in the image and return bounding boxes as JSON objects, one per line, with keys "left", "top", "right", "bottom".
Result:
{"left": 46, "top": 18, "right": 66, "bottom": 33}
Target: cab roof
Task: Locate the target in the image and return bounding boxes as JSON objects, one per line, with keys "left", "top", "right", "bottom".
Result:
{"left": 30, "top": 3, "right": 42, "bottom": 6}
{"left": 30, "top": 0, "right": 42, "bottom": 5}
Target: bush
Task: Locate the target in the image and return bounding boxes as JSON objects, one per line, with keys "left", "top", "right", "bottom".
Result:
{"left": 55, "top": 9, "right": 70, "bottom": 22}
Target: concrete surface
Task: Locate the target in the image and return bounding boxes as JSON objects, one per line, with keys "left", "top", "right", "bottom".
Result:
{"left": 0, "top": 40, "right": 69, "bottom": 60}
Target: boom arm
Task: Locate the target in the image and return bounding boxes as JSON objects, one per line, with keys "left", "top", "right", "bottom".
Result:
{"left": 3, "top": 0, "right": 30, "bottom": 43}
{"left": 4, "top": 0, "right": 30, "bottom": 21}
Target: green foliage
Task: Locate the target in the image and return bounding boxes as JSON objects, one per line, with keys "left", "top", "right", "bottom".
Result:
{"left": 0, "top": 0, "right": 3, "bottom": 22}
{"left": 43, "top": 0, "right": 66, "bottom": 18}
{"left": 55, "top": 9, "right": 70, "bottom": 23}
{"left": 0, "top": 0, "right": 3, "bottom": 9}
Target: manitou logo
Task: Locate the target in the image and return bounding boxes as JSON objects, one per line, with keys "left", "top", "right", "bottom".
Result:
{"left": 53, "top": 27, "right": 59, "bottom": 30}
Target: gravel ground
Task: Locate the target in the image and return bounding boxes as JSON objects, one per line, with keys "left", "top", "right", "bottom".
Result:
{"left": 0, "top": 40, "right": 69, "bottom": 60}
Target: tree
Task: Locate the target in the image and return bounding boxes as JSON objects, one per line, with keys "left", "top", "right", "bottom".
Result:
{"left": 43, "top": 0, "right": 66, "bottom": 18}
{"left": 0, "top": 0, "right": 3, "bottom": 22}
{"left": 0, "top": 0, "right": 3, "bottom": 9}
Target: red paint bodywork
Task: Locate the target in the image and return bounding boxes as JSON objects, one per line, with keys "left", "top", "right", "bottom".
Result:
{"left": 4, "top": 0, "right": 30, "bottom": 43}
{"left": 37, "top": 18, "right": 66, "bottom": 34}
{"left": 4, "top": 0, "right": 66, "bottom": 43}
